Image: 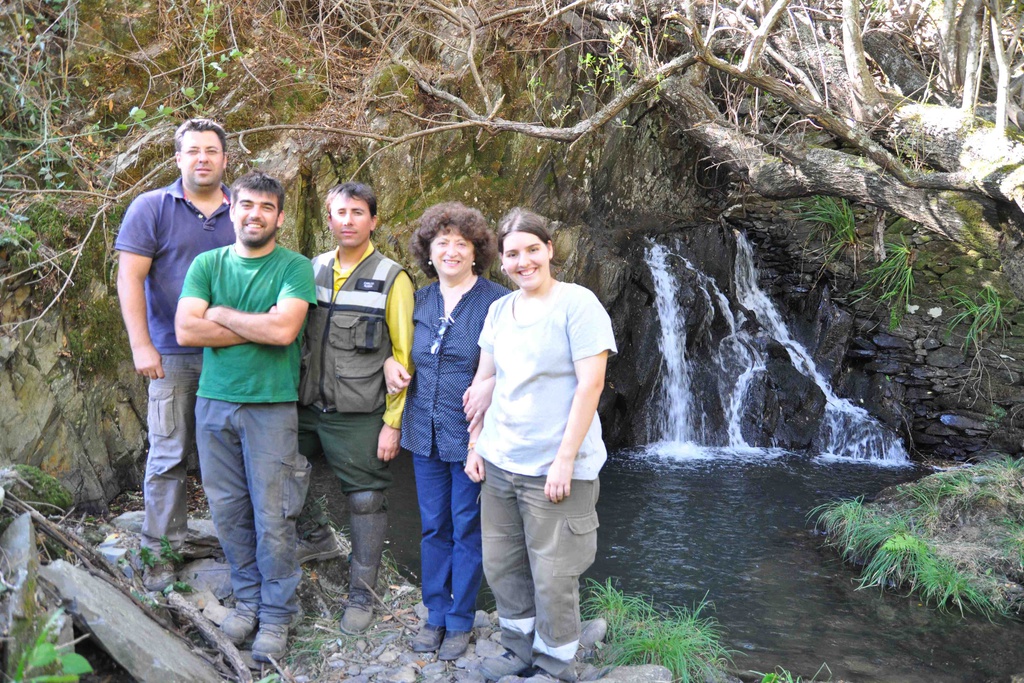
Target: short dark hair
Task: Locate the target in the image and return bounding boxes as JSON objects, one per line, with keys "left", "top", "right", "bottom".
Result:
{"left": 410, "top": 202, "right": 497, "bottom": 278}
{"left": 325, "top": 182, "right": 377, "bottom": 217}
{"left": 174, "top": 118, "right": 227, "bottom": 153}
{"left": 497, "top": 207, "right": 552, "bottom": 254}
{"left": 231, "top": 172, "right": 285, "bottom": 212}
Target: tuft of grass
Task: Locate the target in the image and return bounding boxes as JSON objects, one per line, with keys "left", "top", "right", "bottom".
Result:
{"left": 801, "top": 195, "right": 859, "bottom": 272}
{"left": 811, "top": 459, "right": 1024, "bottom": 618}
{"left": 850, "top": 236, "right": 915, "bottom": 330}
{"left": 947, "top": 284, "right": 1010, "bottom": 352}
{"left": 581, "top": 579, "right": 731, "bottom": 682}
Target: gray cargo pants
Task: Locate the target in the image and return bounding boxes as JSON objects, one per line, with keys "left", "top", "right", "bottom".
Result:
{"left": 481, "top": 464, "right": 600, "bottom": 681}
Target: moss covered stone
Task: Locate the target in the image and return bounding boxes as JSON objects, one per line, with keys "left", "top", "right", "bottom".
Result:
{"left": 3, "top": 465, "right": 74, "bottom": 512}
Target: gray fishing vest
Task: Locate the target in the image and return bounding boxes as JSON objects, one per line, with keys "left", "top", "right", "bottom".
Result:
{"left": 298, "top": 248, "right": 406, "bottom": 413}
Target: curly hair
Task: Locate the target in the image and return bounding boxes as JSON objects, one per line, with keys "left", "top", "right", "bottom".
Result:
{"left": 410, "top": 202, "right": 497, "bottom": 278}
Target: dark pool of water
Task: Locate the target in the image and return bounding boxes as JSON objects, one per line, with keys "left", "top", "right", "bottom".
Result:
{"left": 308, "top": 447, "right": 1024, "bottom": 682}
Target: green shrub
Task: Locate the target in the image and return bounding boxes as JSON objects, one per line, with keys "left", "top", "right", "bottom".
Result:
{"left": 851, "top": 236, "right": 915, "bottom": 330}
{"left": 800, "top": 195, "right": 859, "bottom": 271}
{"left": 947, "top": 284, "right": 1010, "bottom": 352}
{"left": 581, "top": 579, "right": 731, "bottom": 682}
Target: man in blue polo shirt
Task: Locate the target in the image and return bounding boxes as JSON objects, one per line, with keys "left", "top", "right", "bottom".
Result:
{"left": 116, "top": 118, "right": 235, "bottom": 591}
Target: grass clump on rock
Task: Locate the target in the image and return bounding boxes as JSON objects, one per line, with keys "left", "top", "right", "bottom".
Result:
{"left": 813, "top": 457, "right": 1024, "bottom": 616}
{"left": 581, "top": 579, "right": 731, "bottom": 682}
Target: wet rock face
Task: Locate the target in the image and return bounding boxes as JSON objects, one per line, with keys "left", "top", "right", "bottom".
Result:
{"left": 730, "top": 197, "right": 1024, "bottom": 461}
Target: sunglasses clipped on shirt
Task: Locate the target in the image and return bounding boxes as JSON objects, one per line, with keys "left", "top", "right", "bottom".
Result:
{"left": 430, "top": 316, "right": 452, "bottom": 355}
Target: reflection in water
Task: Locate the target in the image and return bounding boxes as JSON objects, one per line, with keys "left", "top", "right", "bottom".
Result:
{"left": 310, "top": 449, "right": 1024, "bottom": 683}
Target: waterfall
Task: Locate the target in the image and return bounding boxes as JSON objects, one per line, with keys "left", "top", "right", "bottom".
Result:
{"left": 645, "top": 236, "right": 909, "bottom": 464}
{"left": 647, "top": 243, "right": 701, "bottom": 442}
{"left": 733, "top": 234, "right": 908, "bottom": 462}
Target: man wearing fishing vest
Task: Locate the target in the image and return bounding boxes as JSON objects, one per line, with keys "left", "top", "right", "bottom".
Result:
{"left": 297, "top": 181, "right": 414, "bottom": 634}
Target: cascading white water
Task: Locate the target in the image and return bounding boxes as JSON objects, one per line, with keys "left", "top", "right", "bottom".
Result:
{"left": 645, "top": 236, "right": 909, "bottom": 463}
{"left": 647, "top": 243, "right": 700, "bottom": 442}
{"left": 733, "top": 233, "right": 908, "bottom": 463}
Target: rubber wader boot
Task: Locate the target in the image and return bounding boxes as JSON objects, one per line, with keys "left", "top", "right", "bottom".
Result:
{"left": 340, "top": 490, "right": 387, "bottom": 634}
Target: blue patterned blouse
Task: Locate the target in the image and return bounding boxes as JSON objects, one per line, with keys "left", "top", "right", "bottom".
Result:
{"left": 400, "top": 277, "right": 510, "bottom": 462}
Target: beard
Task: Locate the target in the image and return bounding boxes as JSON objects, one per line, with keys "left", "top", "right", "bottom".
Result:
{"left": 237, "top": 223, "right": 279, "bottom": 250}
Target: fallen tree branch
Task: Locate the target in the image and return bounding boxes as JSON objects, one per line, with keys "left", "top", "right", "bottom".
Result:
{"left": 166, "top": 591, "right": 253, "bottom": 683}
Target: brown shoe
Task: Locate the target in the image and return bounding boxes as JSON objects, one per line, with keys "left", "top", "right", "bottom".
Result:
{"left": 339, "top": 590, "right": 374, "bottom": 634}
{"left": 410, "top": 623, "right": 445, "bottom": 652}
{"left": 438, "top": 630, "right": 471, "bottom": 661}
{"left": 142, "top": 561, "right": 176, "bottom": 592}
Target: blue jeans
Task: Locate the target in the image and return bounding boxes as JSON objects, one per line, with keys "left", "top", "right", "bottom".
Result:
{"left": 143, "top": 353, "right": 203, "bottom": 553}
{"left": 196, "top": 398, "right": 310, "bottom": 624}
{"left": 413, "top": 453, "right": 482, "bottom": 632}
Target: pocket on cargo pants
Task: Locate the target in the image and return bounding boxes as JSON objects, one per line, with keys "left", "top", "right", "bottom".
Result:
{"left": 553, "top": 511, "right": 599, "bottom": 577}
{"left": 148, "top": 383, "right": 176, "bottom": 439}
{"left": 282, "top": 457, "right": 312, "bottom": 520}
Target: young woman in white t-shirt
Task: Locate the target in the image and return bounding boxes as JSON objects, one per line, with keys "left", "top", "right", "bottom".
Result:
{"left": 465, "top": 208, "right": 616, "bottom": 682}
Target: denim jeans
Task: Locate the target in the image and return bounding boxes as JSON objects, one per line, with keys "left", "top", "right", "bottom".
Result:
{"left": 143, "top": 353, "right": 203, "bottom": 553}
{"left": 196, "top": 398, "right": 310, "bottom": 624}
{"left": 481, "top": 465, "right": 600, "bottom": 680}
{"left": 413, "top": 453, "right": 482, "bottom": 632}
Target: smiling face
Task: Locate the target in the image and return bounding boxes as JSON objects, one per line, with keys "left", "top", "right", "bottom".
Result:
{"left": 230, "top": 188, "right": 284, "bottom": 254}
{"left": 175, "top": 130, "right": 226, "bottom": 195}
{"left": 328, "top": 193, "right": 377, "bottom": 255}
{"left": 430, "top": 229, "right": 476, "bottom": 284}
{"left": 500, "top": 229, "right": 554, "bottom": 294}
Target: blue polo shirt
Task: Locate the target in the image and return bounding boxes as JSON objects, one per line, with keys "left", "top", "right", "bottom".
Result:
{"left": 401, "top": 277, "right": 510, "bottom": 462}
{"left": 115, "top": 179, "right": 234, "bottom": 355}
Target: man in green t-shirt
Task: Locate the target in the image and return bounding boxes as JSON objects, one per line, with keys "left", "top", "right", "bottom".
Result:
{"left": 175, "top": 172, "right": 316, "bottom": 663}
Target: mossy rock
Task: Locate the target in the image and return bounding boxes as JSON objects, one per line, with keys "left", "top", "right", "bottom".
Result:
{"left": 2, "top": 465, "right": 74, "bottom": 512}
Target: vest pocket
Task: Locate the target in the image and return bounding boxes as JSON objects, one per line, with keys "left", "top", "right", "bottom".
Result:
{"left": 329, "top": 314, "right": 384, "bottom": 353}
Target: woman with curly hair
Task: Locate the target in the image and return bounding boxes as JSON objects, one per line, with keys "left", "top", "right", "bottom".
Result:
{"left": 386, "top": 202, "right": 509, "bottom": 660}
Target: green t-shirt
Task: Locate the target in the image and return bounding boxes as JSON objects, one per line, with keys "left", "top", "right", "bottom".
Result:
{"left": 180, "top": 245, "right": 316, "bottom": 403}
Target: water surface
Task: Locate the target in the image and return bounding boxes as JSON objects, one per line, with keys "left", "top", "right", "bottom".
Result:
{"left": 310, "top": 447, "right": 1024, "bottom": 682}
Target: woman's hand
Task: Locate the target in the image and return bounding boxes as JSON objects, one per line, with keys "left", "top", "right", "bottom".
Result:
{"left": 465, "top": 449, "right": 486, "bottom": 483}
{"left": 544, "top": 456, "right": 575, "bottom": 503}
{"left": 462, "top": 375, "right": 495, "bottom": 430}
{"left": 383, "top": 356, "right": 412, "bottom": 395}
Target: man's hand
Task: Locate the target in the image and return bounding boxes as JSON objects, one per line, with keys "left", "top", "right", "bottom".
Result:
{"left": 377, "top": 424, "right": 401, "bottom": 462}
{"left": 132, "top": 343, "right": 164, "bottom": 380}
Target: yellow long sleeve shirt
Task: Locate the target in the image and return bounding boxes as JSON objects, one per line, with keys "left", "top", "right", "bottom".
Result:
{"left": 333, "top": 243, "right": 414, "bottom": 429}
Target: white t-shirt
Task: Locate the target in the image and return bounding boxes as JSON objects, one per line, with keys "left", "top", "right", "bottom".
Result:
{"left": 476, "top": 282, "right": 617, "bottom": 480}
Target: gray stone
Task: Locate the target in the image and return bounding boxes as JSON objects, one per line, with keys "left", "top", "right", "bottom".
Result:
{"left": 202, "top": 601, "right": 231, "bottom": 625}
{"left": 414, "top": 601, "right": 429, "bottom": 620}
{"left": 927, "top": 346, "right": 964, "bottom": 368}
{"left": 455, "top": 671, "right": 486, "bottom": 682}
{"left": 177, "top": 557, "right": 233, "bottom": 599}
{"left": 383, "top": 665, "right": 418, "bottom": 683}
{"left": 39, "top": 559, "right": 222, "bottom": 683}
{"left": 112, "top": 513, "right": 222, "bottom": 559}
{"left": 473, "top": 638, "right": 505, "bottom": 658}
{"left": 473, "top": 609, "right": 491, "bottom": 629}
{"left": 421, "top": 661, "right": 448, "bottom": 676}
{"left": 362, "top": 664, "right": 388, "bottom": 675}
{"left": 181, "top": 588, "right": 218, "bottom": 610}
{"left": 1, "top": 512, "right": 46, "bottom": 681}
{"left": 580, "top": 617, "right": 607, "bottom": 648}
{"left": 940, "top": 413, "right": 990, "bottom": 432}
{"left": 872, "top": 333, "right": 911, "bottom": 349}
{"left": 599, "top": 664, "right": 674, "bottom": 682}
